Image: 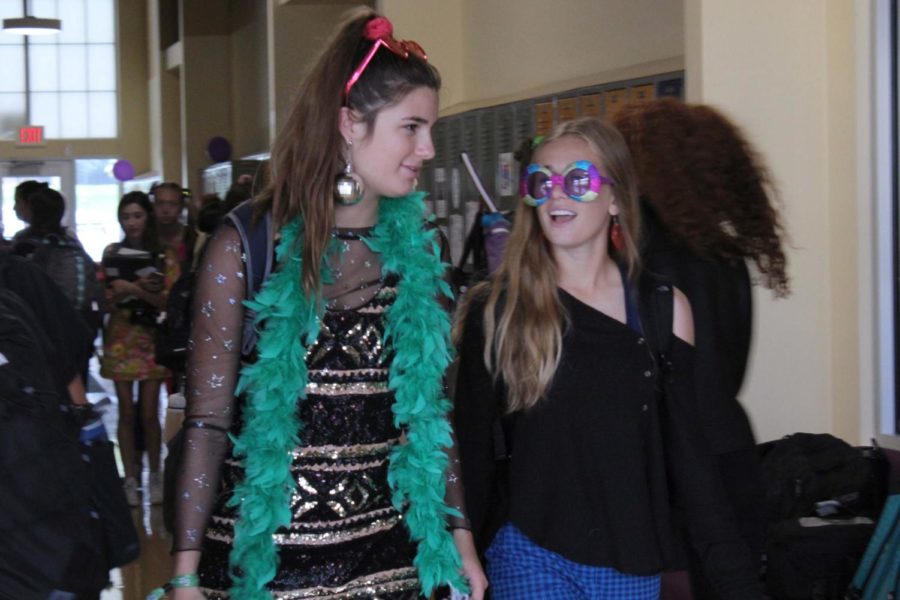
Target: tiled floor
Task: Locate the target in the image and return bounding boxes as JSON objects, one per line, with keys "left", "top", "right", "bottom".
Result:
{"left": 88, "top": 359, "right": 177, "bottom": 600}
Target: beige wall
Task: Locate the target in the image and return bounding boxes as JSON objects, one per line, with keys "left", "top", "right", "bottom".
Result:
{"left": 270, "top": 3, "right": 354, "bottom": 133}
{"left": 229, "top": 1, "right": 270, "bottom": 155}
{"left": 387, "top": 0, "right": 881, "bottom": 445}
{"left": 686, "top": 0, "right": 869, "bottom": 444}
{"left": 382, "top": 0, "right": 684, "bottom": 115}
{"left": 379, "top": 1, "right": 466, "bottom": 110}
{"left": 826, "top": 0, "right": 861, "bottom": 443}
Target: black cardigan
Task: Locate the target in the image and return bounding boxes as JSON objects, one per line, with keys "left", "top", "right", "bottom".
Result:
{"left": 640, "top": 204, "right": 757, "bottom": 455}
{"left": 453, "top": 283, "right": 763, "bottom": 599}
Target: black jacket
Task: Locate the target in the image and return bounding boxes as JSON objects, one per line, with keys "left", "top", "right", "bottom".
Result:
{"left": 453, "top": 276, "right": 763, "bottom": 599}
{"left": 640, "top": 204, "right": 757, "bottom": 455}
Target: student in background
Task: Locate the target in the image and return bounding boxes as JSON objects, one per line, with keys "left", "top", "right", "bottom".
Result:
{"left": 101, "top": 191, "right": 177, "bottom": 507}
{"left": 11, "top": 179, "right": 48, "bottom": 241}
{"left": 453, "top": 117, "right": 763, "bottom": 600}
{"left": 613, "top": 98, "right": 789, "bottom": 598}
{"left": 11, "top": 186, "right": 103, "bottom": 335}
{"left": 152, "top": 182, "right": 195, "bottom": 274}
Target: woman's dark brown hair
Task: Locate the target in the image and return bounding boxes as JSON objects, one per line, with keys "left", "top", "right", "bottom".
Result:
{"left": 25, "top": 187, "right": 65, "bottom": 236}
{"left": 118, "top": 191, "right": 161, "bottom": 254}
{"left": 256, "top": 7, "right": 440, "bottom": 293}
{"left": 612, "top": 98, "right": 789, "bottom": 296}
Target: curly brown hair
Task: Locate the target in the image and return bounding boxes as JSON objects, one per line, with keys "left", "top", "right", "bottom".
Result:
{"left": 612, "top": 98, "right": 789, "bottom": 296}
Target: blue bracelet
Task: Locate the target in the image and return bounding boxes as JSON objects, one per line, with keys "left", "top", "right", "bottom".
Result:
{"left": 146, "top": 573, "right": 199, "bottom": 600}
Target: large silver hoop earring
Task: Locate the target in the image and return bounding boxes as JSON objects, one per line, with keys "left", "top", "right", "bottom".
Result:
{"left": 334, "top": 142, "right": 364, "bottom": 206}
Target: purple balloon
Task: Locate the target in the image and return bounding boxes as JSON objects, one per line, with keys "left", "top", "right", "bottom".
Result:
{"left": 207, "top": 136, "right": 232, "bottom": 163}
{"left": 112, "top": 159, "right": 135, "bottom": 182}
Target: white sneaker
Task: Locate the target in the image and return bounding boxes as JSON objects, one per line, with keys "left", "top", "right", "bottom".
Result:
{"left": 123, "top": 476, "right": 140, "bottom": 507}
{"left": 149, "top": 471, "right": 164, "bottom": 505}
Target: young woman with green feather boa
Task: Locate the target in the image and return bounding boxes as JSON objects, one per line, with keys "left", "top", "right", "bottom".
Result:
{"left": 165, "top": 8, "right": 486, "bottom": 600}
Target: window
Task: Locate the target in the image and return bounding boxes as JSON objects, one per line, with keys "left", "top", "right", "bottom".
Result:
{"left": 0, "top": 0, "right": 117, "bottom": 140}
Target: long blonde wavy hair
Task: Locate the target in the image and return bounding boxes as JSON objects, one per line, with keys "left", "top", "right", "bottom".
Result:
{"left": 455, "top": 118, "right": 640, "bottom": 412}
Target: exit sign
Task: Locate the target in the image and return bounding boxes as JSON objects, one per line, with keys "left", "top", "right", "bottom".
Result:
{"left": 17, "top": 126, "right": 45, "bottom": 147}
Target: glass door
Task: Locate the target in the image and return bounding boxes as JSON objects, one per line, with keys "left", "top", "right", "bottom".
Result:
{"left": 1, "top": 158, "right": 124, "bottom": 260}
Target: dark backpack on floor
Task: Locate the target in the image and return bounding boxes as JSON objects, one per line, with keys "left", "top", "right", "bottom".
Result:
{"left": 765, "top": 517, "right": 875, "bottom": 600}
{"left": 758, "top": 433, "right": 891, "bottom": 599}
{"left": 758, "top": 433, "right": 890, "bottom": 522}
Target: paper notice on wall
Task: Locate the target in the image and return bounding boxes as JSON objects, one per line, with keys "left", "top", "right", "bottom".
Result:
{"left": 497, "top": 152, "right": 516, "bottom": 197}
{"left": 433, "top": 167, "right": 446, "bottom": 207}
{"left": 435, "top": 199, "right": 449, "bottom": 219}
{"left": 449, "top": 214, "right": 465, "bottom": 266}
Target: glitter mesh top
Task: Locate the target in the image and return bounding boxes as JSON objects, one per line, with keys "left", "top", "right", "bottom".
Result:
{"left": 173, "top": 223, "right": 468, "bottom": 554}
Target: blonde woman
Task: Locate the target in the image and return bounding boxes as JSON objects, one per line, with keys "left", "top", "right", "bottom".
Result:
{"left": 453, "top": 118, "right": 763, "bottom": 599}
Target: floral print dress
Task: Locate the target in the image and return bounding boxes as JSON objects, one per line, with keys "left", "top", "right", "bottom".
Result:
{"left": 100, "top": 244, "right": 179, "bottom": 381}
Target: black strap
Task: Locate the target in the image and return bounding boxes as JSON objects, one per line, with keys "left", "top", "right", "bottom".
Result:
{"left": 224, "top": 200, "right": 274, "bottom": 356}
{"left": 636, "top": 276, "right": 675, "bottom": 373}
{"left": 456, "top": 210, "right": 488, "bottom": 272}
{"left": 619, "top": 264, "right": 642, "bottom": 334}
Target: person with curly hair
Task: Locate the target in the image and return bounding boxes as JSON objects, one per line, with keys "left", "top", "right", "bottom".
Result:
{"left": 612, "top": 97, "right": 790, "bottom": 599}
{"left": 453, "top": 117, "right": 764, "bottom": 599}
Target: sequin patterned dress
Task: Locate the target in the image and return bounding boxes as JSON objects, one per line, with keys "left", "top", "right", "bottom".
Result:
{"left": 174, "top": 224, "right": 466, "bottom": 599}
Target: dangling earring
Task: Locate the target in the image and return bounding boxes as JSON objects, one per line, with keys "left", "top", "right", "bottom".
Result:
{"left": 334, "top": 141, "right": 364, "bottom": 206}
{"left": 610, "top": 214, "right": 625, "bottom": 252}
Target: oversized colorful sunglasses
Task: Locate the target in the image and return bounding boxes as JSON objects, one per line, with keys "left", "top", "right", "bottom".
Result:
{"left": 520, "top": 160, "right": 615, "bottom": 206}
{"left": 344, "top": 36, "right": 427, "bottom": 100}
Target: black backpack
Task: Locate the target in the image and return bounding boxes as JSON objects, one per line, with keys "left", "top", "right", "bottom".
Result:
{"left": 0, "top": 289, "right": 107, "bottom": 597}
{"left": 758, "top": 433, "right": 891, "bottom": 599}
{"left": 154, "top": 270, "right": 195, "bottom": 371}
{"left": 758, "top": 433, "right": 890, "bottom": 522}
{"left": 155, "top": 200, "right": 274, "bottom": 371}
{"left": 13, "top": 233, "right": 104, "bottom": 335}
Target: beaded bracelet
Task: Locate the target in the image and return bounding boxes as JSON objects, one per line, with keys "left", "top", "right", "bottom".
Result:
{"left": 146, "top": 573, "right": 199, "bottom": 600}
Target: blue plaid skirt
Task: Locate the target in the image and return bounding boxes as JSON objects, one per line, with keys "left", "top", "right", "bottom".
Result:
{"left": 485, "top": 524, "right": 661, "bottom": 599}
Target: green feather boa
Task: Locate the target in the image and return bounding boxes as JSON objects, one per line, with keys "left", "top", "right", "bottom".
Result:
{"left": 227, "top": 192, "right": 465, "bottom": 598}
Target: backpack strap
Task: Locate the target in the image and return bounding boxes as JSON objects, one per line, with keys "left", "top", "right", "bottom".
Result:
{"left": 224, "top": 200, "right": 274, "bottom": 355}
{"left": 636, "top": 274, "right": 675, "bottom": 374}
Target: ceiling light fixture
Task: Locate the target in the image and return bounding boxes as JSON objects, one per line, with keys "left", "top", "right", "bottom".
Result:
{"left": 2, "top": 15, "right": 62, "bottom": 35}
